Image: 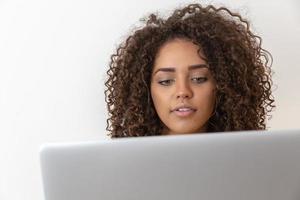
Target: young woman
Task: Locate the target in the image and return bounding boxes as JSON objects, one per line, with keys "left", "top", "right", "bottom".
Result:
{"left": 104, "top": 3, "right": 275, "bottom": 138}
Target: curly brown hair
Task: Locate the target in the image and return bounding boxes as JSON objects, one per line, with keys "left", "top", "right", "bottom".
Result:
{"left": 104, "top": 3, "right": 275, "bottom": 138}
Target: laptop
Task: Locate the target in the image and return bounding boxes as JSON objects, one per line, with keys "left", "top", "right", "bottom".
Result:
{"left": 40, "top": 130, "right": 300, "bottom": 200}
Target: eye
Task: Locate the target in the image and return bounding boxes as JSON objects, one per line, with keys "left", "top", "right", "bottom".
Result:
{"left": 158, "top": 79, "right": 174, "bottom": 86}
{"left": 191, "top": 77, "right": 208, "bottom": 84}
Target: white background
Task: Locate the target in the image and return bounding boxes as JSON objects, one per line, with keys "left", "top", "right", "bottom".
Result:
{"left": 0, "top": 0, "right": 299, "bottom": 200}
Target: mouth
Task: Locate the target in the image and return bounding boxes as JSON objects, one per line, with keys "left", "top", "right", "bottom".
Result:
{"left": 171, "top": 105, "right": 197, "bottom": 117}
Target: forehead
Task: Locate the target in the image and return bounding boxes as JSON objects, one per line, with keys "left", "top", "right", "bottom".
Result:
{"left": 153, "top": 39, "right": 206, "bottom": 70}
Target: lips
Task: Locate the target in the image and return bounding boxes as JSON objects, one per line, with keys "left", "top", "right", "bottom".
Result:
{"left": 171, "top": 105, "right": 196, "bottom": 117}
{"left": 176, "top": 108, "right": 194, "bottom": 112}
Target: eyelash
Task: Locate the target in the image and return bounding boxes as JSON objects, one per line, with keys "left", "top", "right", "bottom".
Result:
{"left": 191, "top": 77, "right": 208, "bottom": 83}
{"left": 158, "top": 77, "right": 208, "bottom": 86}
{"left": 158, "top": 79, "right": 175, "bottom": 86}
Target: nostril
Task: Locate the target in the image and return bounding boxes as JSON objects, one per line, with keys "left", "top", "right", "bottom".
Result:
{"left": 177, "top": 93, "right": 190, "bottom": 98}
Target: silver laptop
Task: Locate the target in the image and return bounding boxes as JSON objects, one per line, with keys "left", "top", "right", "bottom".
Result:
{"left": 40, "top": 130, "right": 300, "bottom": 200}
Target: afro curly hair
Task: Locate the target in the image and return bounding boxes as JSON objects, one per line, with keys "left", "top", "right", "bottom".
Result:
{"left": 105, "top": 3, "right": 275, "bottom": 138}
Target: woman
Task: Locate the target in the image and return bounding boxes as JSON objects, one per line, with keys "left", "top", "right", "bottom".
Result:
{"left": 104, "top": 3, "right": 275, "bottom": 138}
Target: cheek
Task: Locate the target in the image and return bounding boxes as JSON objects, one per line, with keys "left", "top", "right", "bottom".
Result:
{"left": 207, "top": 89, "right": 216, "bottom": 112}
{"left": 150, "top": 85, "right": 168, "bottom": 113}
{"left": 150, "top": 85, "right": 160, "bottom": 110}
{"left": 150, "top": 84, "right": 158, "bottom": 110}
{"left": 196, "top": 87, "right": 216, "bottom": 111}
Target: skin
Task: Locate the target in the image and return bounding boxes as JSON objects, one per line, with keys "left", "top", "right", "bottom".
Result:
{"left": 150, "top": 38, "right": 216, "bottom": 135}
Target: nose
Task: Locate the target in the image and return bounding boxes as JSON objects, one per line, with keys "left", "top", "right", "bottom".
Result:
{"left": 175, "top": 79, "right": 193, "bottom": 100}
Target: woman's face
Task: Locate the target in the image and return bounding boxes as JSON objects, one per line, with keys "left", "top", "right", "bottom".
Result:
{"left": 150, "top": 38, "right": 216, "bottom": 135}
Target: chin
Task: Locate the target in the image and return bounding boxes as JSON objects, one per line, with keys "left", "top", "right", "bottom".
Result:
{"left": 162, "top": 123, "right": 207, "bottom": 135}
{"left": 170, "top": 126, "right": 207, "bottom": 135}
{"left": 166, "top": 129, "right": 204, "bottom": 135}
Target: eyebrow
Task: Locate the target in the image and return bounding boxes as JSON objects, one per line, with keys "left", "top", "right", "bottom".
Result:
{"left": 153, "top": 64, "right": 208, "bottom": 75}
